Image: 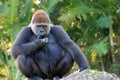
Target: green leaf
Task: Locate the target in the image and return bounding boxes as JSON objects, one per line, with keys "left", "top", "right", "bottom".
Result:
{"left": 21, "top": 0, "right": 33, "bottom": 22}
{"left": 58, "top": 3, "right": 90, "bottom": 22}
{"left": 11, "top": 23, "right": 22, "bottom": 40}
{"left": 0, "top": 5, "right": 11, "bottom": 16}
{"left": 0, "top": 50, "right": 7, "bottom": 65}
{"left": 10, "top": 0, "right": 20, "bottom": 25}
{"left": 46, "top": 0, "right": 59, "bottom": 14}
{"left": 40, "top": 0, "right": 59, "bottom": 15}
{"left": 86, "top": 37, "right": 109, "bottom": 55}
{"left": 97, "top": 16, "right": 112, "bottom": 28}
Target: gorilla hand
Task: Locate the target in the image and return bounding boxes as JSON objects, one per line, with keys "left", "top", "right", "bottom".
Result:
{"left": 34, "top": 37, "right": 48, "bottom": 48}
{"left": 42, "top": 37, "right": 48, "bottom": 43}
{"left": 39, "top": 37, "right": 48, "bottom": 43}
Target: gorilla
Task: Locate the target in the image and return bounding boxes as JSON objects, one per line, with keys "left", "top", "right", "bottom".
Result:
{"left": 11, "top": 10, "right": 88, "bottom": 80}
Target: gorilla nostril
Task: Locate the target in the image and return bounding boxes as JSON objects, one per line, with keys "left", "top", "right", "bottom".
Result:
{"left": 40, "top": 31, "right": 44, "bottom": 33}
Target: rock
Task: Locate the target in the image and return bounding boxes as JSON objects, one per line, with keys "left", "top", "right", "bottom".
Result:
{"left": 61, "top": 69, "right": 120, "bottom": 80}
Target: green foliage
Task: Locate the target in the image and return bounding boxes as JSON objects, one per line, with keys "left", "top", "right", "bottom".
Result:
{"left": 21, "top": 0, "right": 33, "bottom": 22}
{"left": 56, "top": 0, "right": 120, "bottom": 75}
{"left": 0, "top": 0, "right": 120, "bottom": 79}
{"left": 8, "top": 59, "right": 25, "bottom": 80}
{"left": 10, "top": 0, "right": 20, "bottom": 24}
{"left": 109, "top": 63, "right": 120, "bottom": 75}
{"left": 0, "top": 50, "right": 7, "bottom": 65}
{"left": 97, "top": 16, "right": 112, "bottom": 28}
{"left": 58, "top": 1, "right": 90, "bottom": 23}
{"left": 86, "top": 37, "right": 109, "bottom": 55}
{"left": 0, "top": 3, "right": 11, "bottom": 17}
{"left": 45, "top": 0, "right": 59, "bottom": 14}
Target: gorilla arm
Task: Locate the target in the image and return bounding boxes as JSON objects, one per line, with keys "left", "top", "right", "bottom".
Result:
{"left": 51, "top": 26, "right": 89, "bottom": 71}
{"left": 11, "top": 27, "right": 47, "bottom": 59}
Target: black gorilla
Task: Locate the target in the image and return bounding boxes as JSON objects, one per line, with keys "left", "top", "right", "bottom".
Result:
{"left": 11, "top": 10, "right": 88, "bottom": 80}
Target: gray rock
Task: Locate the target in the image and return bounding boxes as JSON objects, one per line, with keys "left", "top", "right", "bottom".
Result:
{"left": 61, "top": 69, "right": 120, "bottom": 80}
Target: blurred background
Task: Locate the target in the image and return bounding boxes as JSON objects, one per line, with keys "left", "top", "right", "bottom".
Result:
{"left": 0, "top": 0, "right": 120, "bottom": 80}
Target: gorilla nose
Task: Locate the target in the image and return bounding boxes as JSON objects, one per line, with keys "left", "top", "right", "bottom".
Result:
{"left": 40, "top": 31, "right": 44, "bottom": 33}
{"left": 39, "top": 31, "right": 44, "bottom": 36}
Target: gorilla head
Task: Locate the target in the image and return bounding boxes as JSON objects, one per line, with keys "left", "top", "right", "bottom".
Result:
{"left": 30, "top": 10, "right": 51, "bottom": 38}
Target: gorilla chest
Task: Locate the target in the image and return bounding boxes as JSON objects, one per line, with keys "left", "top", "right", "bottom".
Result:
{"left": 29, "top": 34, "right": 65, "bottom": 64}
{"left": 39, "top": 35, "right": 65, "bottom": 61}
{"left": 37, "top": 43, "right": 65, "bottom": 64}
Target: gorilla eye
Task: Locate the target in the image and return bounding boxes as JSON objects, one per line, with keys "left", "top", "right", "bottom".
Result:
{"left": 36, "top": 25, "right": 40, "bottom": 27}
{"left": 42, "top": 25, "right": 48, "bottom": 27}
{"left": 36, "top": 25, "right": 48, "bottom": 28}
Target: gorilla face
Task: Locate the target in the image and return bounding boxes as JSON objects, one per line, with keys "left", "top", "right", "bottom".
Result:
{"left": 31, "top": 23, "right": 50, "bottom": 38}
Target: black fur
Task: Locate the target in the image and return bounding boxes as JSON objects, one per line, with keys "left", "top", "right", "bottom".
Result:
{"left": 11, "top": 26, "right": 88, "bottom": 79}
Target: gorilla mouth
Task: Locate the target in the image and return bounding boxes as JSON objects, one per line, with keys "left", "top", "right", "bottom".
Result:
{"left": 38, "top": 34, "right": 47, "bottom": 39}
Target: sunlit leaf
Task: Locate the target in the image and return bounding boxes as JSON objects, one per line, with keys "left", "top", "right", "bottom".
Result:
{"left": 91, "top": 50, "right": 97, "bottom": 63}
